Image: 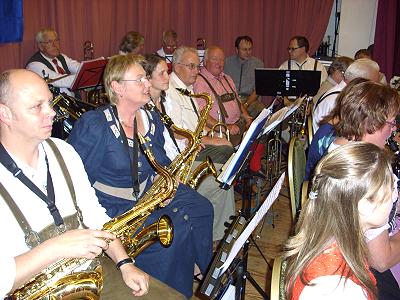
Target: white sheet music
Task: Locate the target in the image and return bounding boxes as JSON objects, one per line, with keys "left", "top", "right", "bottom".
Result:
{"left": 218, "top": 172, "right": 285, "bottom": 274}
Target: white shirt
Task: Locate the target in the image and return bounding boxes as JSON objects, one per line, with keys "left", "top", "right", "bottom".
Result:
{"left": 26, "top": 53, "right": 80, "bottom": 96}
{"left": 279, "top": 55, "right": 328, "bottom": 84}
{"left": 0, "top": 138, "right": 109, "bottom": 297}
{"left": 312, "top": 80, "right": 346, "bottom": 132}
{"left": 164, "top": 72, "right": 200, "bottom": 151}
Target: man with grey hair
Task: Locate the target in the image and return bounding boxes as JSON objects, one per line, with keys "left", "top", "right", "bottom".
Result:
{"left": 26, "top": 28, "right": 80, "bottom": 96}
{"left": 163, "top": 46, "right": 235, "bottom": 242}
{"left": 312, "top": 56, "right": 354, "bottom": 105}
{"left": 156, "top": 29, "right": 178, "bottom": 73}
{"left": 313, "top": 58, "right": 381, "bottom": 132}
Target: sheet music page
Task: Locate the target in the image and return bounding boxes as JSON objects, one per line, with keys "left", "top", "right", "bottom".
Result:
{"left": 219, "top": 172, "right": 285, "bottom": 274}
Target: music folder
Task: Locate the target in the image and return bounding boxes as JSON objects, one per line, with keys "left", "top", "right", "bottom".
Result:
{"left": 255, "top": 68, "right": 321, "bottom": 97}
{"left": 70, "top": 57, "right": 108, "bottom": 91}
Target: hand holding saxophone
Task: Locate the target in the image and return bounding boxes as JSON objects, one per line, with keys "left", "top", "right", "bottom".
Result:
{"left": 51, "top": 229, "right": 116, "bottom": 259}
{"left": 120, "top": 263, "right": 150, "bottom": 296}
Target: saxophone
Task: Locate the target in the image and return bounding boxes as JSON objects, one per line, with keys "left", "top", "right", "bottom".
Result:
{"left": 8, "top": 91, "right": 214, "bottom": 300}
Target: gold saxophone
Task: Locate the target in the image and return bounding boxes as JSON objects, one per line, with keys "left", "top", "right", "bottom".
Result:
{"left": 8, "top": 91, "right": 214, "bottom": 299}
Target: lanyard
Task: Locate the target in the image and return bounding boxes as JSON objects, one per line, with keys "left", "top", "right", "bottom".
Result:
{"left": 0, "top": 143, "right": 63, "bottom": 226}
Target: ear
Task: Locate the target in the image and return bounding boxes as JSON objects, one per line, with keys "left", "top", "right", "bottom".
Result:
{"left": 0, "top": 103, "right": 13, "bottom": 124}
{"left": 358, "top": 197, "right": 376, "bottom": 217}
{"left": 110, "top": 80, "right": 124, "bottom": 98}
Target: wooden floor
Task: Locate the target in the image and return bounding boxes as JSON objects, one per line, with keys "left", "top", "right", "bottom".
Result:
{"left": 191, "top": 176, "right": 293, "bottom": 299}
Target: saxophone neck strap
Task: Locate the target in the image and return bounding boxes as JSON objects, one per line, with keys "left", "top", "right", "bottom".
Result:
{"left": 0, "top": 142, "right": 63, "bottom": 227}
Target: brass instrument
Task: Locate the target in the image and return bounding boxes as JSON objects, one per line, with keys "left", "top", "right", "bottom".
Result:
{"left": 209, "top": 110, "right": 230, "bottom": 142}
{"left": 9, "top": 91, "right": 214, "bottom": 299}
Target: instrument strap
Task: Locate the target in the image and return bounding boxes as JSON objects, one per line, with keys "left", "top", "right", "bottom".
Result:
{"left": 111, "top": 105, "right": 140, "bottom": 199}
{"left": 313, "top": 90, "right": 341, "bottom": 112}
{"left": 198, "top": 73, "right": 228, "bottom": 122}
{"left": 0, "top": 142, "right": 63, "bottom": 227}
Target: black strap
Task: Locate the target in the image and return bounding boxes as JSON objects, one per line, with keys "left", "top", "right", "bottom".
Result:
{"left": 314, "top": 90, "right": 341, "bottom": 111}
{"left": 111, "top": 106, "right": 140, "bottom": 198}
{"left": 189, "top": 94, "right": 200, "bottom": 118}
{"left": 313, "top": 59, "right": 318, "bottom": 71}
{"left": 238, "top": 63, "right": 244, "bottom": 93}
{"left": 288, "top": 59, "right": 291, "bottom": 70}
{"left": 0, "top": 143, "right": 63, "bottom": 226}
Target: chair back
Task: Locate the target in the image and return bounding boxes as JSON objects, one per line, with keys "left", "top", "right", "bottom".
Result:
{"left": 270, "top": 256, "right": 287, "bottom": 300}
{"left": 288, "top": 136, "right": 306, "bottom": 221}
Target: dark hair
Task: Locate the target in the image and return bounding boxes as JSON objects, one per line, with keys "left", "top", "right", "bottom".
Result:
{"left": 327, "top": 56, "right": 354, "bottom": 76}
{"left": 140, "top": 54, "right": 165, "bottom": 78}
{"left": 119, "top": 31, "right": 144, "bottom": 53}
{"left": 354, "top": 49, "right": 371, "bottom": 60}
{"left": 234, "top": 36, "right": 253, "bottom": 49}
{"left": 291, "top": 35, "right": 309, "bottom": 52}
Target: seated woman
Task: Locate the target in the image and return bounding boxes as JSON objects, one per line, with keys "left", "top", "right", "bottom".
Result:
{"left": 284, "top": 142, "right": 396, "bottom": 299}
{"left": 304, "top": 80, "right": 400, "bottom": 299}
{"left": 140, "top": 53, "right": 235, "bottom": 242}
{"left": 68, "top": 54, "right": 213, "bottom": 299}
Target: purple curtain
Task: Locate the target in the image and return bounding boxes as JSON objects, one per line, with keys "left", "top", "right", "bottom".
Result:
{"left": 0, "top": 0, "right": 333, "bottom": 71}
{"left": 374, "top": 0, "right": 400, "bottom": 80}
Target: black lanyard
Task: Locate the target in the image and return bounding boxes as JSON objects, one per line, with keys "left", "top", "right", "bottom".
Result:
{"left": 0, "top": 143, "right": 63, "bottom": 226}
{"left": 111, "top": 106, "right": 140, "bottom": 198}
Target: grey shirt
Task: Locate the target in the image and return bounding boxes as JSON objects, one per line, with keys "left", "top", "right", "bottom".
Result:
{"left": 224, "top": 55, "right": 264, "bottom": 97}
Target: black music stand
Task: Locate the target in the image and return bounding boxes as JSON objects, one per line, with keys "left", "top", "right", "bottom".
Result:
{"left": 255, "top": 69, "right": 321, "bottom": 97}
{"left": 70, "top": 57, "right": 108, "bottom": 91}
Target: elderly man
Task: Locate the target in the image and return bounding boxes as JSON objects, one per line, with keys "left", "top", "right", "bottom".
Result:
{"left": 194, "top": 46, "right": 252, "bottom": 147}
{"left": 163, "top": 46, "right": 236, "bottom": 242}
{"left": 0, "top": 69, "right": 185, "bottom": 299}
{"left": 156, "top": 29, "right": 178, "bottom": 73}
{"left": 279, "top": 35, "right": 328, "bottom": 84}
{"left": 224, "top": 36, "right": 265, "bottom": 118}
{"left": 26, "top": 28, "right": 80, "bottom": 96}
{"left": 313, "top": 56, "right": 354, "bottom": 105}
{"left": 312, "top": 58, "right": 381, "bottom": 132}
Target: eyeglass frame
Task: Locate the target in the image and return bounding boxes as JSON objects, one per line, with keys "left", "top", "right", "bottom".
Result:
{"left": 287, "top": 46, "right": 304, "bottom": 52}
{"left": 386, "top": 120, "right": 398, "bottom": 128}
{"left": 119, "top": 75, "right": 150, "bottom": 85}
{"left": 40, "top": 38, "right": 61, "bottom": 45}
{"left": 176, "top": 62, "right": 201, "bottom": 71}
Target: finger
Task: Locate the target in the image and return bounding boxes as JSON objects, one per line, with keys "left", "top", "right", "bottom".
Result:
{"left": 130, "top": 281, "right": 141, "bottom": 292}
{"left": 93, "top": 230, "right": 116, "bottom": 241}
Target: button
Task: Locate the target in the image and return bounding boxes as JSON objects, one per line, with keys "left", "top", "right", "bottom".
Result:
{"left": 172, "top": 208, "right": 178, "bottom": 213}
{"left": 183, "top": 214, "right": 189, "bottom": 221}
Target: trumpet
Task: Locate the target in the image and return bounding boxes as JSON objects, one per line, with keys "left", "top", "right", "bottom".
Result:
{"left": 209, "top": 110, "right": 230, "bottom": 141}
{"left": 83, "top": 40, "right": 94, "bottom": 61}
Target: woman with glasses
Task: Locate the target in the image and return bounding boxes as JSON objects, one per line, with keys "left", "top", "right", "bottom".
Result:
{"left": 68, "top": 54, "right": 213, "bottom": 299}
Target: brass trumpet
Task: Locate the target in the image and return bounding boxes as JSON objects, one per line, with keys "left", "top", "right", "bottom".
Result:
{"left": 209, "top": 110, "right": 230, "bottom": 141}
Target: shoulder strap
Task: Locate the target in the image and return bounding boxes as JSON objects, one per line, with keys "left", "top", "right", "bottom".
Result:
{"left": 56, "top": 54, "right": 71, "bottom": 74}
{"left": 288, "top": 59, "right": 291, "bottom": 70}
{"left": 198, "top": 73, "right": 228, "bottom": 121}
{"left": 314, "top": 90, "right": 341, "bottom": 112}
{"left": 222, "top": 75, "right": 242, "bottom": 107}
{"left": 46, "top": 139, "right": 86, "bottom": 228}
{"left": 313, "top": 59, "right": 318, "bottom": 71}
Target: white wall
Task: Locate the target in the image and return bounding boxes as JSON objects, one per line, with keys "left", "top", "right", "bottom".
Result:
{"left": 337, "top": 0, "right": 378, "bottom": 57}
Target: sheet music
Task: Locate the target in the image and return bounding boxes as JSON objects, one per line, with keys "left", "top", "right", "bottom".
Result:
{"left": 218, "top": 172, "right": 285, "bottom": 274}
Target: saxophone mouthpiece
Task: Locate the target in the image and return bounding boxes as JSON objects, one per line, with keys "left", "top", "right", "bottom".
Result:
{"left": 137, "top": 133, "right": 151, "bottom": 152}
{"left": 176, "top": 88, "right": 190, "bottom": 96}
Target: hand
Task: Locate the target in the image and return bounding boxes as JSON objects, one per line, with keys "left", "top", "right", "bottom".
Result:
{"left": 227, "top": 124, "right": 240, "bottom": 135}
{"left": 120, "top": 263, "right": 150, "bottom": 296}
{"left": 51, "top": 229, "right": 115, "bottom": 260}
{"left": 244, "top": 116, "right": 253, "bottom": 128}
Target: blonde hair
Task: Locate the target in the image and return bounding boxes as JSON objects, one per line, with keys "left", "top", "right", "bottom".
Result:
{"left": 284, "top": 142, "right": 394, "bottom": 299}
{"left": 103, "top": 54, "right": 145, "bottom": 105}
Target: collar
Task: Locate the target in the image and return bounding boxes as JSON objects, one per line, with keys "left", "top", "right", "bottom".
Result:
{"left": 293, "top": 55, "right": 310, "bottom": 66}
{"left": 327, "top": 76, "right": 337, "bottom": 85}
{"left": 40, "top": 52, "right": 58, "bottom": 63}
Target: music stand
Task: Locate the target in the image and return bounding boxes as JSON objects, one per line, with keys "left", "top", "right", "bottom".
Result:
{"left": 70, "top": 57, "right": 108, "bottom": 91}
{"left": 255, "top": 69, "right": 321, "bottom": 97}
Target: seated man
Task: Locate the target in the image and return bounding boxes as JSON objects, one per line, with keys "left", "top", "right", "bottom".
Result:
{"left": 119, "top": 31, "right": 145, "bottom": 55}
{"left": 279, "top": 35, "right": 328, "bottom": 84}
{"left": 0, "top": 69, "right": 185, "bottom": 299}
{"left": 26, "top": 28, "right": 80, "bottom": 96}
{"left": 224, "top": 35, "right": 265, "bottom": 118}
{"left": 194, "top": 45, "right": 252, "bottom": 147}
{"left": 68, "top": 54, "right": 213, "bottom": 299}
{"left": 156, "top": 29, "right": 178, "bottom": 73}
{"left": 162, "top": 48, "right": 236, "bottom": 241}
{"left": 313, "top": 58, "right": 380, "bottom": 132}
{"left": 312, "top": 56, "right": 354, "bottom": 106}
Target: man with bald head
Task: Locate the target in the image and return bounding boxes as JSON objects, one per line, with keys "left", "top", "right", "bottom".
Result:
{"left": 194, "top": 46, "right": 252, "bottom": 147}
{"left": 26, "top": 28, "right": 80, "bottom": 96}
{"left": 0, "top": 69, "right": 183, "bottom": 299}
{"left": 313, "top": 58, "right": 381, "bottom": 131}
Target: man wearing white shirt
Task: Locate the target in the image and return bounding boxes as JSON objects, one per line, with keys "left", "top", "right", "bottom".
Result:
{"left": 26, "top": 28, "right": 80, "bottom": 96}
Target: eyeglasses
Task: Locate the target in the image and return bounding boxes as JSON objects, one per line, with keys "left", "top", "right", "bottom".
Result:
{"left": 287, "top": 46, "right": 303, "bottom": 52}
{"left": 120, "top": 75, "right": 149, "bottom": 85}
{"left": 176, "top": 62, "right": 201, "bottom": 71}
{"left": 386, "top": 120, "right": 398, "bottom": 128}
{"left": 40, "top": 38, "right": 60, "bottom": 45}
